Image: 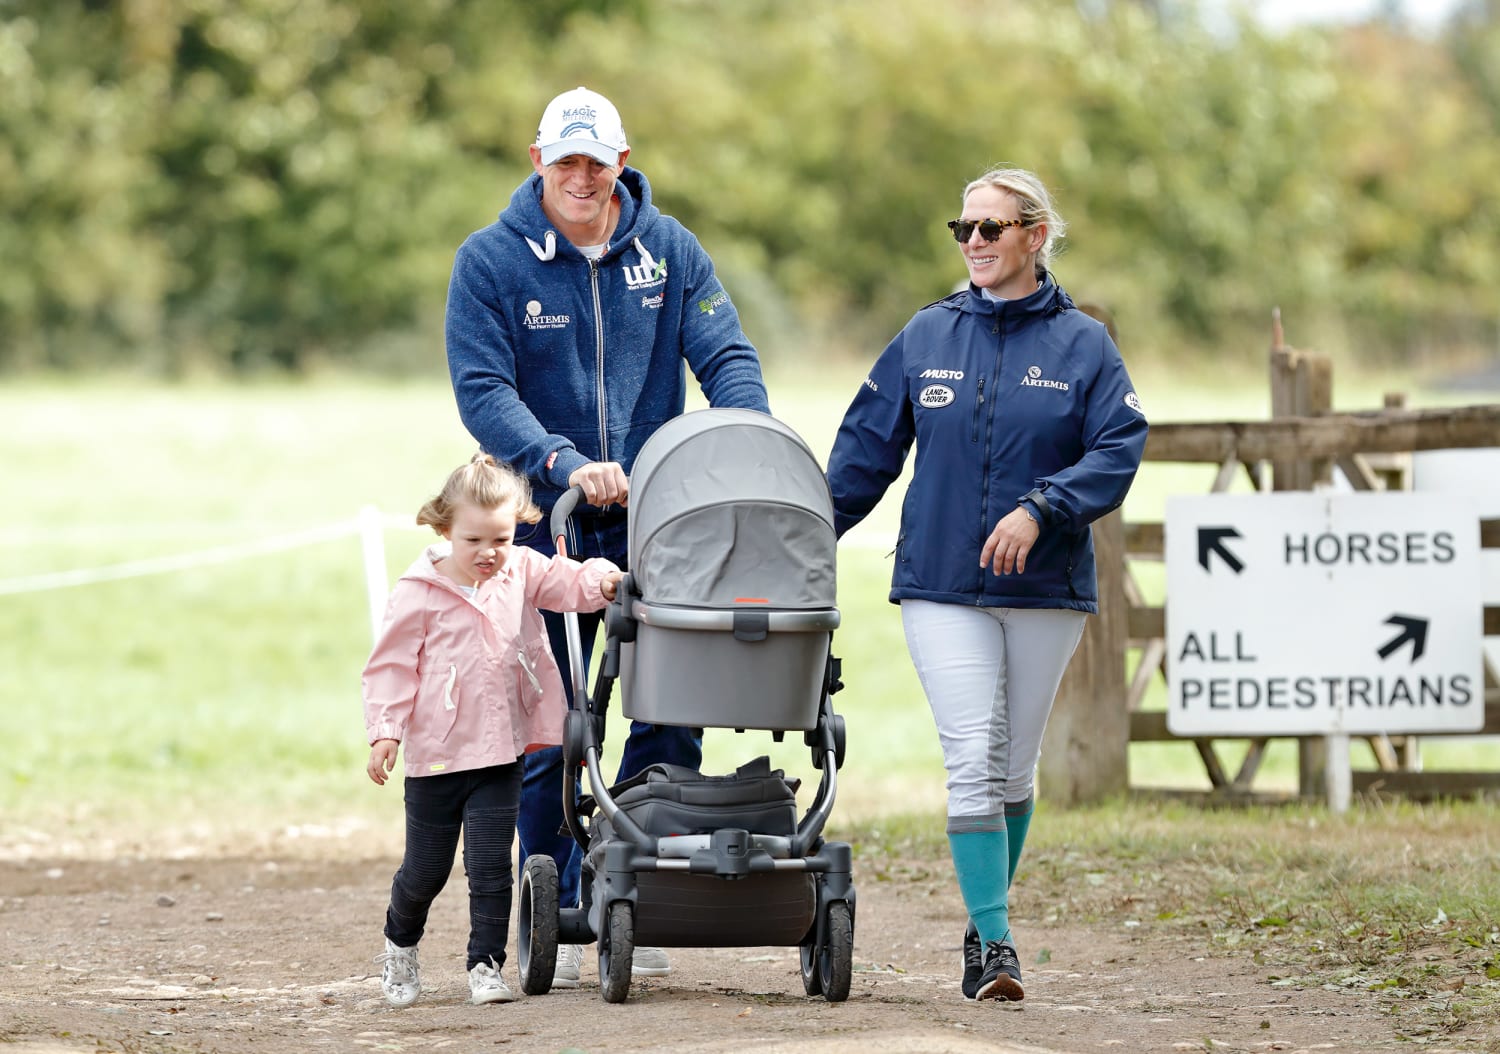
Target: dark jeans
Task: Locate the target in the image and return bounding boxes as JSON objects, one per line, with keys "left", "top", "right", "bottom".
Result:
{"left": 384, "top": 762, "right": 522, "bottom": 970}
{"left": 517, "top": 609, "right": 703, "bottom": 911}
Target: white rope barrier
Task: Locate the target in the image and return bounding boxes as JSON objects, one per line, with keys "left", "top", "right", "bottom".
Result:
{"left": 0, "top": 507, "right": 890, "bottom": 645}
{"left": 0, "top": 519, "right": 363, "bottom": 596}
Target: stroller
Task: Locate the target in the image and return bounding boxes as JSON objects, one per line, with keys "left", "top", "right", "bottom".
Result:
{"left": 515, "top": 408, "right": 855, "bottom": 1003}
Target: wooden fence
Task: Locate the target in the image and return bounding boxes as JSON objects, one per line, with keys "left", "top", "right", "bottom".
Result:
{"left": 1038, "top": 346, "right": 1500, "bottom": 806}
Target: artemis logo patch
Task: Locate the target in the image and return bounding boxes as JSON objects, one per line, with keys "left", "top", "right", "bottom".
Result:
{"left": 1019, "top": 365, "right": 1069, "bottom": 391}
{"left": 698, "top": 291, "right": 729, "bottom": 315}
{"left": 524, "top": 299, "right": 570, "bottom": 331}
{"left": 919, "top": 368, "right": 964, "bottom": 380}
{"left": 919, "top": 384, "right": 955, "bottom": 408}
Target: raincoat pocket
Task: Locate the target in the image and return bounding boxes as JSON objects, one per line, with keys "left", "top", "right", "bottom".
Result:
{"left": 514, "top": 642, "right": 548, "bottom": 716}
{"left": 420, "top": 663, "right": 462, "bottom": 740}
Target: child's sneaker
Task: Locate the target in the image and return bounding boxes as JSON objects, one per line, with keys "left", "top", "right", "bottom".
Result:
{"left": 468, "top": 958, "right": 516, "bottom": 1004}
{"left": 375, "top": 938, "right": 420, "bottom": 1007}
{"left": 552, "top": 943, "right": 582, "bottom": 989}
{"left": 960, "top": 921, "right": 983, "bottom": 1000}
{"left": 975, "top": 939, "right": 1024, "bottom": 1001}
{"left": 631, "top": 946, "right": 672, "bottom": 977}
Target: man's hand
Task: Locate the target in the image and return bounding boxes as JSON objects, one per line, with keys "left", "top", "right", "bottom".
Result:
{"left": 980, "top": 506, "right": 1041, "bottom": 576}
{"left": 568, "top": 461, "right": 629, "bottom": 507}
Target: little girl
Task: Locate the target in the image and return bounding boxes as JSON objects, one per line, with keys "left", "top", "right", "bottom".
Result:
{"left": 363, "top": 453, "right": 621, "bottom": 1007}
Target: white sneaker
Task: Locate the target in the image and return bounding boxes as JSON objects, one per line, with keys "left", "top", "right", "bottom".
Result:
{"left": 552, "top": 943, "right": 582, "bottom": 989}
{"left": 468, "top": 958, "right": 516, "bottom": 1004}
{"left": 375, "top": 938, "right": 420, "bottom": 1007}
{"left": 631, "top": 946, "right": 672, "bottom": 977}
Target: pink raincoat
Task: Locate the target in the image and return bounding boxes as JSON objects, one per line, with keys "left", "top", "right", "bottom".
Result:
{"left": 362, "top": 543, "right": 617, "bottom": 778}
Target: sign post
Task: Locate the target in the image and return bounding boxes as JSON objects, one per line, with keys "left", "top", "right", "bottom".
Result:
{"left": 1166, "top": 492, "right": 1484, "bottom": 809}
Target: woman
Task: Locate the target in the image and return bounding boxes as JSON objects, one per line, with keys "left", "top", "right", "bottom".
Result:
{"left": 826, "top": 166, "right": 1147, "bottom": 1002}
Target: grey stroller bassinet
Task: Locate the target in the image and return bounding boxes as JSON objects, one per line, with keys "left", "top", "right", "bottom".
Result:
{"left": 515, "top": 409, "right": 855, "bottom": 1003}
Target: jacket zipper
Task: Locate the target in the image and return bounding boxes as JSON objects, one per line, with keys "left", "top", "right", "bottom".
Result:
{"left": 970, "top": 376, "right": 985, "bottom": 443}
{"left": 978, "top": 317, "right": 1003, "bottom": 596}
{"left": 589, "top": 259, "right": 609, "bottom": 462}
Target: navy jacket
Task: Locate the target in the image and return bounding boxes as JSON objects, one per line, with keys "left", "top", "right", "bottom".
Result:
{"left": 445, "top": 167, "right": 769, "bottom": 519}
{"left": 826, "top": 276, "right": 1148, "bottom": 612}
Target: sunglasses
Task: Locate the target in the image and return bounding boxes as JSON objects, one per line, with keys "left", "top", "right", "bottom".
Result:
{"left": 947, "top": 217, "right": 1025, "bottom": 243}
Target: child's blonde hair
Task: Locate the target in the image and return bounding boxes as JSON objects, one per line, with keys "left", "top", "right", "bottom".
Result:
{"left": 416, "top": 452, "right": 542, "bottom": 532}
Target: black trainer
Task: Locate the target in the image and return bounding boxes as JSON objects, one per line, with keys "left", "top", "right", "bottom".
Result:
{"left": 960, "top": 921, "right": 982, "bottom": 1000}
{"left": 976, "top": 939, "right": 1024, "bottom": 1001}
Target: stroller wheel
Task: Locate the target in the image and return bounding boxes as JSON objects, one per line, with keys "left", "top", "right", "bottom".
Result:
{"left": 804, "top": 900, "right": 853, "bottom": 1003}
{"left": 798, "top": 941, "right": 824, "bottom": 997}
{"left": 517, "top": 855, "right": 560, "bottom": 995}
{"left": 598, "top": 900, "right": 635, "bottom": 1003}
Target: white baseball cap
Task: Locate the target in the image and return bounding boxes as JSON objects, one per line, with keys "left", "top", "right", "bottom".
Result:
{"left": 535, "top": 86, "right": 628, "bottom": 166}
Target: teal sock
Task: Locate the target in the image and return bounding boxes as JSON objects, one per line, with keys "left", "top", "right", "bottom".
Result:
{"left": 1005, "top": 798, "right": 1035, "bottom": 889}
{"left": 948, "top": 828, "right": 1009, "bottom": 948}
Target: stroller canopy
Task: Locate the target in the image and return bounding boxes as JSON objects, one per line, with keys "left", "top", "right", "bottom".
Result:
{"left": 627, "top": 409, "right": 836, "bottom": 609}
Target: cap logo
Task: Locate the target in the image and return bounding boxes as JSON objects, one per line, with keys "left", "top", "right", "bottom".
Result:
{"left": 558, "top": 119, "right": 600, "bottom": 140}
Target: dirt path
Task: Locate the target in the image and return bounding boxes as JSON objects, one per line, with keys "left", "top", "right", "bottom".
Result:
{"left": 0, "top": 846, "right": 1456, "bottom": 1054}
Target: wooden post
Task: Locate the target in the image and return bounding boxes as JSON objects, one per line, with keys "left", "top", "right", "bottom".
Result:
{"left": 1270, "top": 341, "right": 1334, "bottom": 797}
{"left": 1040, "top": 509, "right": 1128, "bottom": 804}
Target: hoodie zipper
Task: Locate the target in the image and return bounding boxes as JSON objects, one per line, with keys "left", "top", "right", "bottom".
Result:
{"left": 589, "top": 259, "right": 609, "bottom": 462}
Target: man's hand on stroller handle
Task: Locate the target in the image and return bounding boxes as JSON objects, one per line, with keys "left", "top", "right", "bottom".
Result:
{"left": 568, "top": 461, "right": 629, "bottom": 508}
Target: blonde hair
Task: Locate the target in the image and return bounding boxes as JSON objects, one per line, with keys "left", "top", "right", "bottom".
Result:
{"left": 962, "top": 166, "right": 1067, "bottom": 276}
{"left": 416, "top": 452, "right": 542, "bottom": 533}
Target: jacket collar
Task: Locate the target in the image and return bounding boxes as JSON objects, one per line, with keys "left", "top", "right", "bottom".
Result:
{"left": 954, "top": 271, "right": 1074, "bottom": 322}
{"left": 503, "top": 166, "right": 653, "bottom": 264}
{"left": 400, "top": 543, "right": 493, "bottom": 603}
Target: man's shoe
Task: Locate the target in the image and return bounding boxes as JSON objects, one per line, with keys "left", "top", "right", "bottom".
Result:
{"left": 468, "top": 958, "right": 516, "bottom": 1004}
{"left": 552, "top": 943, "right": 582, "bottom": 989}
{"left": 631, "top": 946, "right": 672, "bottom": 977}
{"left": 975, "top": 939, "right": 1024, "bottom": 1001}
{"left": 375, "top": 937, "right": 420, "bottom": 1008}
{"left": 960, "top": 921, "right": 983, "bottom": 1000}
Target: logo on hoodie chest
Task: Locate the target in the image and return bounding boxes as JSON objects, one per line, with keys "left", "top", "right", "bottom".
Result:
{"left": 622, "top": 255, "right": 668, "bottom": 291}
{"left": 524, "top": 299, "right": 571, "bottom": 331}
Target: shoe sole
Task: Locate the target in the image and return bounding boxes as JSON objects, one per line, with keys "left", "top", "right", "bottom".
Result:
{"left": 976, "top": 975, "right": 1024, "bottom": 1001}
{"left": 631, "top": 965, "right": 671, "bottom": 977}
{"left": 471, "top": 990, "right": 517, "bottom": 1004}
{"left": 383, "top": 991, "right": 419, "bottom": 1008}
{"left": 550, "top": 975, "right": 581, "bottom": 989}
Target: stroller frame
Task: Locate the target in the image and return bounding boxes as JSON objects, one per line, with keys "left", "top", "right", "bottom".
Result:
{"left": 515, "top": 418, "right": 856, "bottom": 1004}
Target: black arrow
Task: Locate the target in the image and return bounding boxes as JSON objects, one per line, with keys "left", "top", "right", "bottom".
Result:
{"left": 1197, "top": 526, "right": 1244, "bottom": 574}
{"left": 1377, "top": 615, "right": 1428, "bottom": 662}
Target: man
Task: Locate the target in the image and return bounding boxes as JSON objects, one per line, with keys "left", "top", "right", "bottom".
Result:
{"left": 444, "top": 86, "right": 770, "bottom": 985}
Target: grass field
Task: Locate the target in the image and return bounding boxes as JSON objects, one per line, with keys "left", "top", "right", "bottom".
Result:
{"left": 1, "top": 363, "right": 1496, "bottom": 854}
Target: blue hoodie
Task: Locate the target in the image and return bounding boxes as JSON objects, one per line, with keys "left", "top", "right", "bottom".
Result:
{"left": 445, "top": 167, "right": 769, "bottom": 516}
{"left": 826, "top": 276, "right": 1148, "bottom": 612}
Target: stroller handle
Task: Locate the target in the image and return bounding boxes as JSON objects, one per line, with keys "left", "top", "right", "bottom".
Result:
{"left": 550, "top": 485, "right": 585, "bottom": 555}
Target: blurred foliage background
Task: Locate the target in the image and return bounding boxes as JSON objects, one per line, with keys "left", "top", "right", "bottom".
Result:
{"left": 3, "top": 0, "right": 1499, "bottom": 375}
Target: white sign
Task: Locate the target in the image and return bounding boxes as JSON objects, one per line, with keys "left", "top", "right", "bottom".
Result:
{"left": 1166, "top": 492, "right": 1484, "bottom": 736}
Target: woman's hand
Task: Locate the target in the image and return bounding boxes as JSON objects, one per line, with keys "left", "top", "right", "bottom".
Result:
{"left": 367, "top": 739, "right": 400, "bottom": 785}
{"left": 600, "top": 570, "right": 623, "bottom": 601}
{"left": 980, "top": 505, "right": 1041, "bottom": 576}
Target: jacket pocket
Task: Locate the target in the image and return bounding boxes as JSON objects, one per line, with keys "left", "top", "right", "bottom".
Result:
{"left": 419, "top": 663, "right": 462, "bottom": 741}
{"left": 515, "top": 642, "right": 548, "bottom": 715}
